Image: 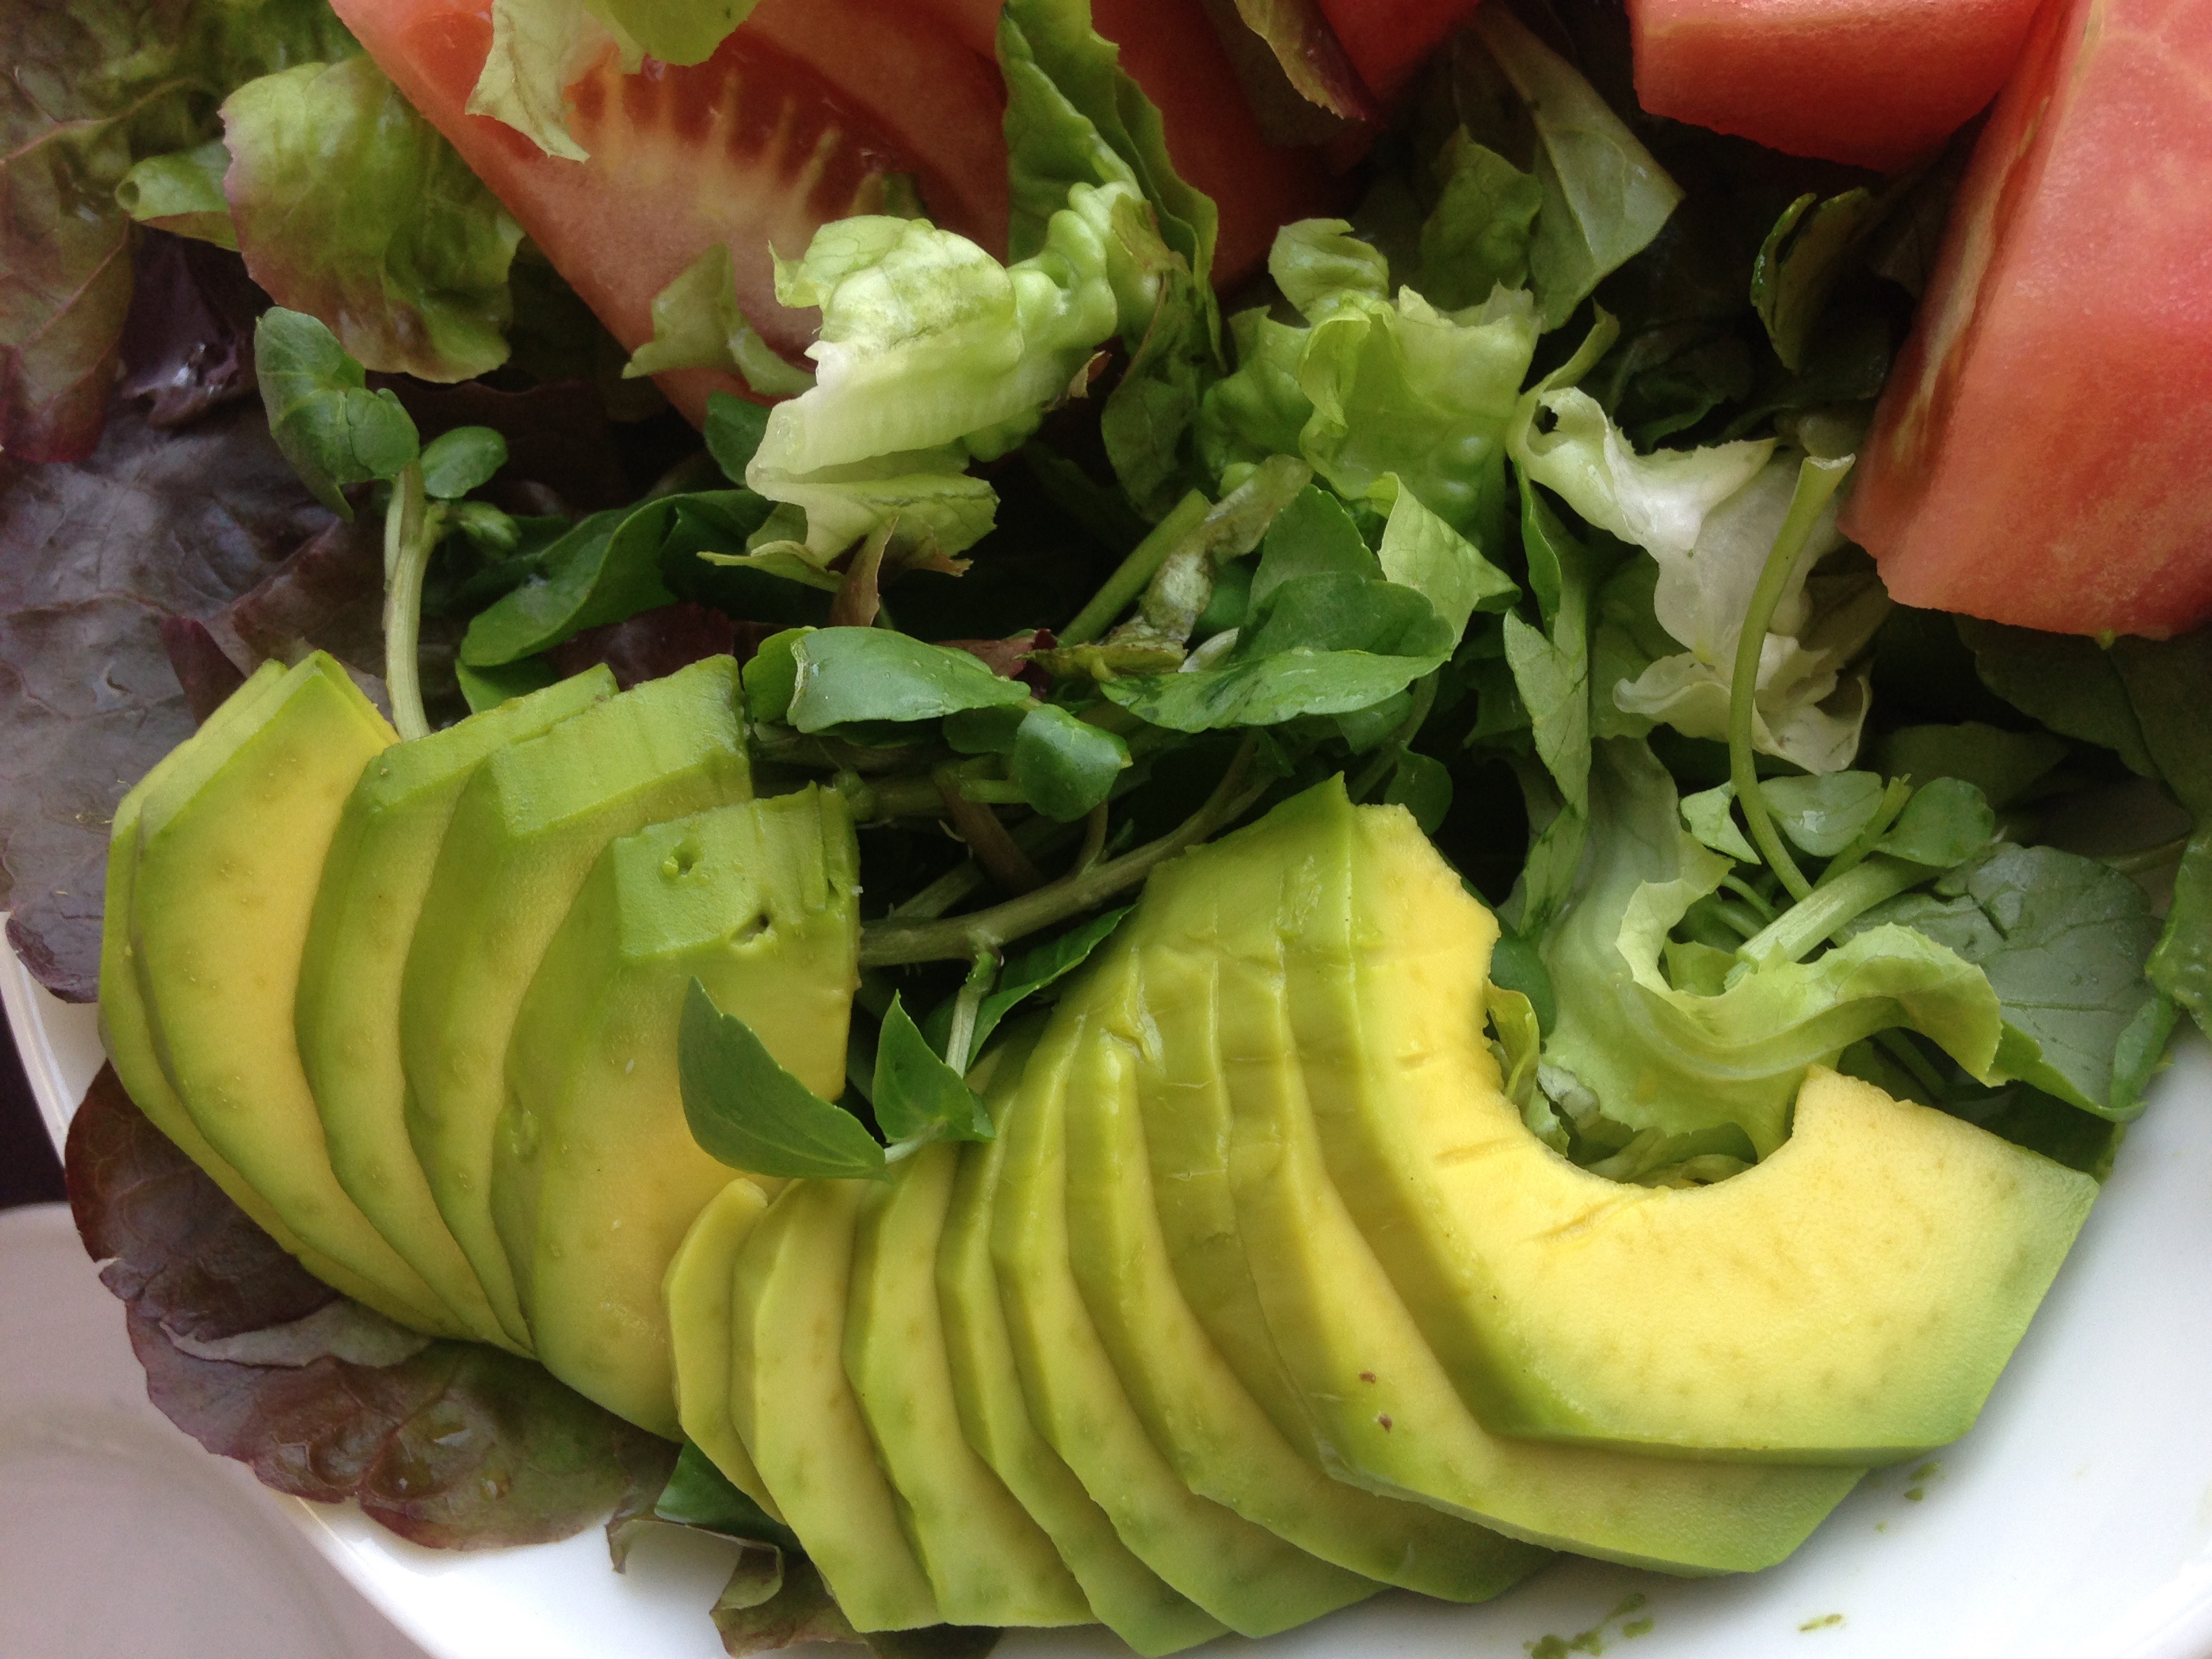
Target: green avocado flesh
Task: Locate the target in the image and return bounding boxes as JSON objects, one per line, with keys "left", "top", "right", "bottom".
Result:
{"left": 401, "top": 655, "right": 752, "bottom": 1348}
{"left": 937, "top": 1052, "right": 1229, "bottom": 1658}
{"left": 987, "top": 979, "right": 1383, "bottom": 1636}
{"left": 126, "top": 656, "right": 465, "bottom": 1336}
{"left": 731, "top": 1179, "right": 942, "bottom": 1633}
{"left": 663, "top": 1176, "right": 784, "bottom": 1522}
{"left": 1064, "top": 922, "right": 1554, "bottom": 1601}
{"left": 846, "top": 1138, "right": 1093, "bottom": 1629}
{"left": 1136, "top": 784, "right": 1864, "bottom": 1571}
{"left": 1292, "top": 783, "right": 2100, "bottom": 1462}
{"left": 495, "top": 787, "right": 860, "bottom": 1435}
{"left": 296, "top": 668, "right": 617, "bottom": 1351}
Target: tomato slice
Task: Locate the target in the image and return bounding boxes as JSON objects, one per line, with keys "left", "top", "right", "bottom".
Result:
{"left": 1626, "top": 0, "right": 2043, "bottom": 173}
{"left": 1841, "top": 0, "right": 2212, "bottom": 637}
{"left": 1313, "top": 0, "right": 1483, "bottom": 101}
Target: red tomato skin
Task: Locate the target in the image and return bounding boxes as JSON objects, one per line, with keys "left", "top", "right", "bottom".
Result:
{"left": 1841, "top": 0, "right": 2212, "bottom": 638}
{"left": 1313, "top": 0, "right": 1484, "bottom": 100}
{"left": 1628, "top": 0, "right": 2043, "bottom": 173}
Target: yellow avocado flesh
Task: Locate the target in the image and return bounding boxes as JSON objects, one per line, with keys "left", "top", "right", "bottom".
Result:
{"left": 401, "top": 655, "right": 751, "bottom": 1348}
{"left": 98, "top": 663, "right": 385, "bottom": 1308}
{"left": 662, "top": 1176, "right": 784, "bottom": 1522}
{"left": 846, "top": 1138, "right": 1094, "bottom": 1629}
{"left": 1066, "top": 924, "right": 1554, "bottom": 1601}
{"left": 730, "top": 1178, "right": 942, "bottom": 1633}
{"left": 495, "top": 787, "right": 859, "bottom": 1436}
{"left": 988, "top": 987, "right": 1382, "bottom": 1636}
{"left": 297, "top": 667, "right": 616, "bottom": 1353}
{"left": 1158, "top": 786, "right": 1863, "bottom": 1571}
{"left": 937, "top": 1059, "right": 1227, "bottom": 1658}
{"left": 1296, "top": 786, "right": 2100, "bottom": 1462}
{"left": 127, "top": 656, "right": 465, "bottom": 1337}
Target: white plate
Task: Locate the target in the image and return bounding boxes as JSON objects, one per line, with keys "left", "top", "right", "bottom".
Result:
{"left": 10, "top": 939, "right": 2212, "bottom": 1659}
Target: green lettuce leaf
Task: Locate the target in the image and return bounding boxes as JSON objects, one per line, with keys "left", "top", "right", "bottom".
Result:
{"left": 621, "top": 244, "right": 815, "bottom": 396}
{"left": 1415, "top": 131, "right": 1543, "bottom": 311}
{"left": 221, "top": 56, "right": 523, "bottom": 382}
{"left": 116, "top": 141, "right": 239, "bottom": 249}
{"left": 1537, "top": 740, "right": 2005, "bottom": 1155}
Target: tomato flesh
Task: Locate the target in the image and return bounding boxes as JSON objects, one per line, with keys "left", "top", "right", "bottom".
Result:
{"left": 1314, "top": 0, "right": 1483, "bottom": 101}
{"left": 1841, "top": 0, "right": 2212, "bottom": 638}
{"left": 1628, "top": 0, "right": 2042, "bottom": 173}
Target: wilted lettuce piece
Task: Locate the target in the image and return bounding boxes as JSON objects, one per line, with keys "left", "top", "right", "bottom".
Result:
{"left": 1537, "top": 741, "right": 2004, "bottom": 1155}
{"left": 116, "top": 142, "right": 241, "bottom": 250}
{"left": 222, "top": 57, "right": 524, "bottom": 382}
{"left": 66, "top": 1065, "right": 675, "bottom": 1547}
{"left": 1460, "top": 7, "right": 1682, "bottom": 330}
{"left": 623, "top": 244, "right": 815, "bottom": 396}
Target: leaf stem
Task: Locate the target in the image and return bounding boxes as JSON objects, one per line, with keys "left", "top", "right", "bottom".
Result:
{"left": 1727, "top": 455, "right": 1853, "bottom": 903}
{"left": 382, "top": 462, "right": 438, "bottom": 741}
{"left": 1057, "top": 489, "right": 1212, "bottom": 646}
{"left": 861, "top": 737, "right": 1263, "bottom": 966}
{"left": 1735, "top": 853, "right": 1923, "bottom": 970}
{"left": 936, "top": 767, "right": 1046, "bottom": 893}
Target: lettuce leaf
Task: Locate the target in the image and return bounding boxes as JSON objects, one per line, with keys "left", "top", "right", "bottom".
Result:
{"left": 65, "top": 1063, "right": 675, "bottom": 1547}
{"left": 1537, "top": 740, "right": 2004, "bottom": 1155}
{"left": 1220, "top": 0, "right": 1377, "bottom": 123}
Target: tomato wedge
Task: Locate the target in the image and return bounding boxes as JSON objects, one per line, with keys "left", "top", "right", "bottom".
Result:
{"left": 1841, "top": 0, "right": 2212, "bottom": 638}
{"left": 1313, "top": 0, "right": 1483, "bottom": 101}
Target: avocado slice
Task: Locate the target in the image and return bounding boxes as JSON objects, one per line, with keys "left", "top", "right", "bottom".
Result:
{"left": 1295, "top": 794, "right": 2099, "bottom": 1462}
{"left": 663, "top": 1175, "right": 785, "bottom": 1521}
{"left": 298, "top": 667, "right": 616, "bottom": 1352}
{"left": 989, "top": 972, "right": 1382, "bottom": 1636}
{"left": 127, "top": 655, "right": 466, "bottom": 1336}
{"left": 1065, "top": 918, "right": 1555, "bottom": 1602}
{"left": 846, "top": 1134, "right": 1094, "bottom": 1629}
{"left": 401, "top": 655, "right": 750, "bottom": 1347}
{"left": 1181, "top": 785, "right": 1864, "bottom": 1571}
{"left": 495, "top": 787, "right": 859, "bottom": 1435}
{"left": 98, "top": 663, "right": 393, "bottom": 1311}
{"left": 937, "top": 1049, "right": 1225, "bottom": 1658}
{"left": 731, "top": 1177, "right": 941, "bottom": 1633}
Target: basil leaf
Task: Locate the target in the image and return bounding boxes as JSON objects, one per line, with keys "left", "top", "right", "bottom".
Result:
{"left": 679, "top": 980, "right": 885, "bottom": 1180}
{"left": 254, "top": 307, "right": 420, "bottom": 516}
{"left": 969, "top": 907, "right": 1131, "bottom": 1057}
{"left": 872, "top": 994, "right": 993, "bottom": 1145}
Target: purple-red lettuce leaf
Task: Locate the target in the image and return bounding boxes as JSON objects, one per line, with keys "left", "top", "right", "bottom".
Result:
{"left": 1221, "top": 0, "right": 1376, "bottom": 123}
{"left": 115, "top": 230, "right": 268, "bottom": 430}
{"left": 66, "top": 1064, "right": 678, "bottom": 1548}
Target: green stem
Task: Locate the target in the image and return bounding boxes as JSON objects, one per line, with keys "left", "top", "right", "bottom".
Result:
{"left": 1727, "top": 455, "right": 1854, "bottom": 903}
{"left": 1819, "top": 775, "right": 1913, "bottom": 886}
{"left": 1875, "top": 1029, "right": 1952, "bottom": 1102}
{"left": 1736, "top": 853, "right": 1923, "bottom": 970}
{"left": 1347, "top": 673, "right": 1442, "bottom": 803}
{"left": 943, "top": 953, "right": 996, "bottom": 1074}
{"left": 861, "top": 737, "right": 1263, "bottom": 966}
{"left": 1057, "top": 489, "right": 1211, "bottom": 646}
{"left": 382, "top": 462, "right": 438, "bottom": 742}
{"left": 1717, "top": 874, "right": 1778, "bottom": 924}
{"left": 882, "top": 817, "right": 1082, "bottom": 923}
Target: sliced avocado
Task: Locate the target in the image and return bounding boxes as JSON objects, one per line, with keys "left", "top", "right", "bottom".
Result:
{"left": 663, "top": 1175, "right": 785, "bottom": 1521}
{"left": 730, "top": 1178, "right": 941, "bottom": 1633}
{"left": 298, "top": 667, "right": 616, "bottom": 1352}
{"left": 401, "top": 655, "right": 750, "bottom": 1347}
{"left": 937, "top": 1050, "right": 1227, "bottom": 1659}
{"left": 98, "top": 663, "right": 388, "bottom": 1308}
{"left": 1067, "top": 916, "right": 1554, "bottom": 1602}
{"left": 846, "top": 1133, "right": 1094, "bottom": 1629}
{"left": 1297, "top": 795, "right": 2097, "bottom": 1462}
{"left": 128, "top": 655, "right": 465, "bottom": 1336}
{"left": 495, "top": 787, "right": 859, "bottom": 1435}
{"left": 1183, "top": 785, "right": 1864, "bottom": 1572}
{"left": 989, "top": 973, "right": 1381, "bottom": 1636}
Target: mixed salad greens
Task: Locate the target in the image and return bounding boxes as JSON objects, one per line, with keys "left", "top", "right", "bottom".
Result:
{"left": 8, "top": 0, "right": 2212, "bottom": 1650}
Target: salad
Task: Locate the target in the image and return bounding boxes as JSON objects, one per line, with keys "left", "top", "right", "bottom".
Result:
{"left": 5, "top": 0, "right": 2210, "bottom": 1654}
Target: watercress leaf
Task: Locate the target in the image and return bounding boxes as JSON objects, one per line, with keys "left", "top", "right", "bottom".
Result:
{"left": 1750, "top": 188, "right": 1888, "bottom": 373}
{"left": 456, "top": 655, "right": 558, "bottom": 713}
{"left": 419, "top": 426, "right": 508, "bottom": 500}
{"left": 1012, "top": 703, "right": 1130, "bottom": 821}
{"left": 1680, "top": 782, "right": 1758, "bottom": 863}
{"left": 1246, "top": 571, "right": 1452, "bottom": 659}
{"left": 1416, "top": 131, "right": 1542, "bottom": 310}
{"left": 1877, "top": 722, "right": 2068, "bottom": 811}
{"left": 874, "top": 994, "right": 994, "bottom": 1144}
{"left": 1101, "top": 645, "right": 1443, "bottom": 731}
{"left": 1877, "top": 777, "right": 1996, "bottom": 868}
{"left": 1762, "top": 771, "right": 1887, "bottom": 858}
{"left": 654, "top": 1442, "right": 801, "bottom": 1553}
{"left": 1386, "top": 750, "right": 1454, "bottom": 833}
{"left": 1251, "top": 485, "right": 1379, "bottom": 610}
{"left": 706, "top": 392, "right": 773, "bottom": 483}
{"left": 1858, "top": 845, "right": 2172, "bottom": 1120}
{"left": 787, "top": 629, "right": 1035, "bottom": 732}
{"left": 969, "top": 907, "right": 1132, "bottom": 1057}
{"left": 1462, "top": 7, "right": 1683, "bottom": 329}
{"left": 222, "top": 57, "right": 524, "bottom": 382}
{"left": 1368, "top": 473, "right": 1519, "bottom": 644}
{"left": 255, "top": 308, "right": 422, "bottom": 516}
{"left": 679, "top": 980, "right": 886, "bottom": 1180}
{"left": 742, "top": 628, "right": 810, "bottom": 724}
{"left": 944, "top": 704, "right": 1029, "bottom": 756}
